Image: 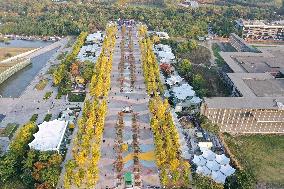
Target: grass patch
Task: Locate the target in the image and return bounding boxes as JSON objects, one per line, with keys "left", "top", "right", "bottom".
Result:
{"left": 223, "top": 134, "right": 284, "bottom": 188}
{"left": 0, "top": 123, "right": 18, "bottom": 139}
{"left": 1, "top": 178, "right": 27, "bottom": 189}
{"left": 0, "top": 47, "right": 35, "bottom": 61}
{"left": 35, "top": 79, "right": 48, "bottom": 90}
{"left": 68, "top": 93, "right": 86, "bottom": 102}
{"left": 30, "top": 114, "right": 38, "bottom": 122}
{"left": 57, "top": 51, "right": 67, "bottom": 60}
{"left": 43, "top": 114, "right": 52, "bottom": 122}
{"left": 43, "top": 91, "right": 53, "bottom": 100}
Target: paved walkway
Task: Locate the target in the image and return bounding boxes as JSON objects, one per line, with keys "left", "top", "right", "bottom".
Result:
{"left": 96, "top": 26, "right": 160, "bottom": 189}
{"left": 0, "top": 38, "right": 77, "bottom": 153}
{"left": 0, "top": 38, "right": 70, "bottom": 128}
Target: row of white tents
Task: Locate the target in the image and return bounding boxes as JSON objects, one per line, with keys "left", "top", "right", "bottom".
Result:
{"left": 192, "top": 148, "right": 235, "bottom": 184}
{"left": 154, "top": 44, "right": 175, "bottom": 63}
{"left": 77, "top": 32, "right": 103, "bottom": 62}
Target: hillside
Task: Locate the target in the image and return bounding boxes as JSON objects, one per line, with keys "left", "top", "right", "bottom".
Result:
{"left": 226, "top": 0, "right": 283, "bottom": 7}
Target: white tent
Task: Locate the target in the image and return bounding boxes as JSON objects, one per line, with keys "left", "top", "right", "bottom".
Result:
{"left": 156, "top": 32, "right": 170, "bottom": 39}
{"left": 157, "top": 51, "right": 175, "bottom": 60}
{"left": 206, "top": 160, "right": 220, "bottom": 171}
{"left": 212, "top": 171, "right": 227, "bottom": 184}
{"left": 202, "top": 149, "right": 216, "bottom": 160}
{"left": 172, "top": 84, "right": 195, "bottom": 100}
{"left": 166, "top": 75, "right": 183, "bottom": 86}
{"left": 190, "top": 96, "right": 202, "bottom": 105}
{"left": 86, "top": 31, "right": 104, "bottom": 42}
{"left": 192, "top": 155, "right": 206, "bottom": 166}
{"left": 220, "top": 164, "right": 236, "bottom": 176}
{"left": 199, "top": 147, "right": 208, "bottom": 152}
{"left": 155, "top": 44, "right": 172, "bottom": 52}
{"left": 181, "top": 145, "right": 191, "bottom": 159}
{"left": 216, "top": 154, "right": 230, "bottom": 165}
{"left": 196, "top": 166, "right": 211, "bottom": 176}
{"left": 29, "top": 120, "right": 68, "bottom": 152}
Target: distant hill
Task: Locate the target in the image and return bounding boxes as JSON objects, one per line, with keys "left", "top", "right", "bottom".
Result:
{"left": 225, "top": 0, "right": 283, "bottom": 7}
{"left": 115, "top": 0, "right": 181, "bottom": 7}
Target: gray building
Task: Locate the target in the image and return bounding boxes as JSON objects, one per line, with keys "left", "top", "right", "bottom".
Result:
{"left": 201, "top": 45, "right": 284, "bottom": 134}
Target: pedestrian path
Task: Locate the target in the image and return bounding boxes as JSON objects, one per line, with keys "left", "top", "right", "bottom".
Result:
{"left": 96, "top": 26, "right": 160, "bottom": 189}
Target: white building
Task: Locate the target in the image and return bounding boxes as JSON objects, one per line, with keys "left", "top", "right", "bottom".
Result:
{"left": 29, "top": 120, "right": 68, "bottom": 152}
{"left": 155, "top": 32, "right": 170, "bottom": 39}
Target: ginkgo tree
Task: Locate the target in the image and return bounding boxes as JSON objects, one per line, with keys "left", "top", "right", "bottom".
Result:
{"left": 89, "top": 23, "right": 117, "bottom": 98}
{"left": 64, "top": 23, "right": 117, "bottom": 189}
{"left": 138, "top": 24, "right": 191, "bottom": 188}
{"left": 138, "top": 25, "right": 163, "bottom": 95}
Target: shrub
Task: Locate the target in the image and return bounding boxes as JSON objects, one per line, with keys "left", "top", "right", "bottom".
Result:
{"left": 35, "top": 79, "right": 48, "bottom": 90}
{"left": 0, "top": 123, "right": 18, "bottom": 139}
{"left": 68, "top": 93, "right": 85, "bottom": 102}
{"left": 43, "top": 92, "right": 53, "bottom": 100}
{"left": 30, "top": 114, "right": 38, "bottom": 122}
{"left": 43, "top": 114, "right": 52, "bottom": 122}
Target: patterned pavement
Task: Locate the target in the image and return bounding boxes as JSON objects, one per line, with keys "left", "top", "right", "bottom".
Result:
{"left": 96, "top": 26, "right": 160, "bottom": 189}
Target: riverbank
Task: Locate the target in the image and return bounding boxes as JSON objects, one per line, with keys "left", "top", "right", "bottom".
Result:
{"left": 0, "top": 47, "right": 35, "bottom": 61}
{"left": 0, "top": 34, "right": 62, "bottom": 42}
{"left": 0, "top": 38, "right": 69, "bottom": 125}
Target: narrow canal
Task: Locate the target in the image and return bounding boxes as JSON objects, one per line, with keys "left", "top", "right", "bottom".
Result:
{"left": 0, "top": 40, "right": 56, "bottom": 98}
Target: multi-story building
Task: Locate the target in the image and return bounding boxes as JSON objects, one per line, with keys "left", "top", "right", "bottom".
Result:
{"left": 236, "top": 19, "right": 284, "bottom": 41}
{"left": 201, "top": 45, "right": 284, "bottom": 134}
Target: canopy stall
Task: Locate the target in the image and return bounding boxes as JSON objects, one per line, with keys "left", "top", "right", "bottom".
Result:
{"left": 172, "top": 83, "right": 195, "bottom": 100}
{"left": 212, "top": 171, "right": 227, "bottom": 184}
{"left": 29, "top": 120, "right": 68, "bottom": 152}
{"left": 201, "top": 149, "right": 216, "bottom": 161}
{"left": 216, "top": 154, "right": 230, "bottom": 165}
{"left": 206, "top": 160, "right": 220, "bottom": 171}
{"left": 220, "top": 164, "right": 236, "bottom": 176}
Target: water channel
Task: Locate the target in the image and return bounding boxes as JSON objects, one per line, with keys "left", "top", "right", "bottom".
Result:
{"left": 0, "top": 40, "right": 56, "bottom": 98}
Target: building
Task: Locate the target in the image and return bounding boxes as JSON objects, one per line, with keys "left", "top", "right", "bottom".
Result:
{"left": 229, "top": 33, "right": 259, "bottom": 52}
{"left": 201, "top": 45, "right": 284, "bottom": 134}
{"left": 155, "top": 32, "right": 170, "bottom": 40}
{"left": 236, "top": 19, "right": 284, "bottom": 40}
{"left": 29, "top": 120, "right": 69, "bottom": 152}
{"left": 178, "top": 0, "right": 199, "bottom": 8}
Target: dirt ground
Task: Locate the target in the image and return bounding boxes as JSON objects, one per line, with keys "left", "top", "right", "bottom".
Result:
{"left": 0, "top": 47, "right": 35, "bottom": 61}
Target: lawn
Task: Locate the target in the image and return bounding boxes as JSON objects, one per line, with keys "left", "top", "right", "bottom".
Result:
{"left": 43, "top": 91, "right": 53, "bottom": 100}
{"left": 224, "top": 134, "right": 284, "bottom": 188}
{"left": 0, "top": 123, "right": 18, "bottom": 139}
{"left": 35, "top": 79, "right": 49, "bottom": 90}
{"left": 0, "top": 47, "right": 35, "bottom": 61}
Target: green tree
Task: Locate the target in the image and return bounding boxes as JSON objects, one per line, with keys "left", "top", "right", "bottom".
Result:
{"left": 82, "top": 61, "right": 94, "bottom": 82}
{"left": 178, "top": 59, "right": 192, "bottom": 79}
{"left": 193, "top": 74, "right": 206, "bottom": 89}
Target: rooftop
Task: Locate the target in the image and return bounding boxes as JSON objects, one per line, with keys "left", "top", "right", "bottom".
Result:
{"left": 203, "top": 97, "right": 284, "bottom": 109}
{"left": 205, "top": 44, "right": 284, "bottom": 110}
{"left": 28, "top": 119, "right": 68, "bottom": 152}
{"left": 220, "top": 45, "right": 284, "bottom": 73}
{"left": 244, "top": 79, "right": 284, "bottom": 97}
